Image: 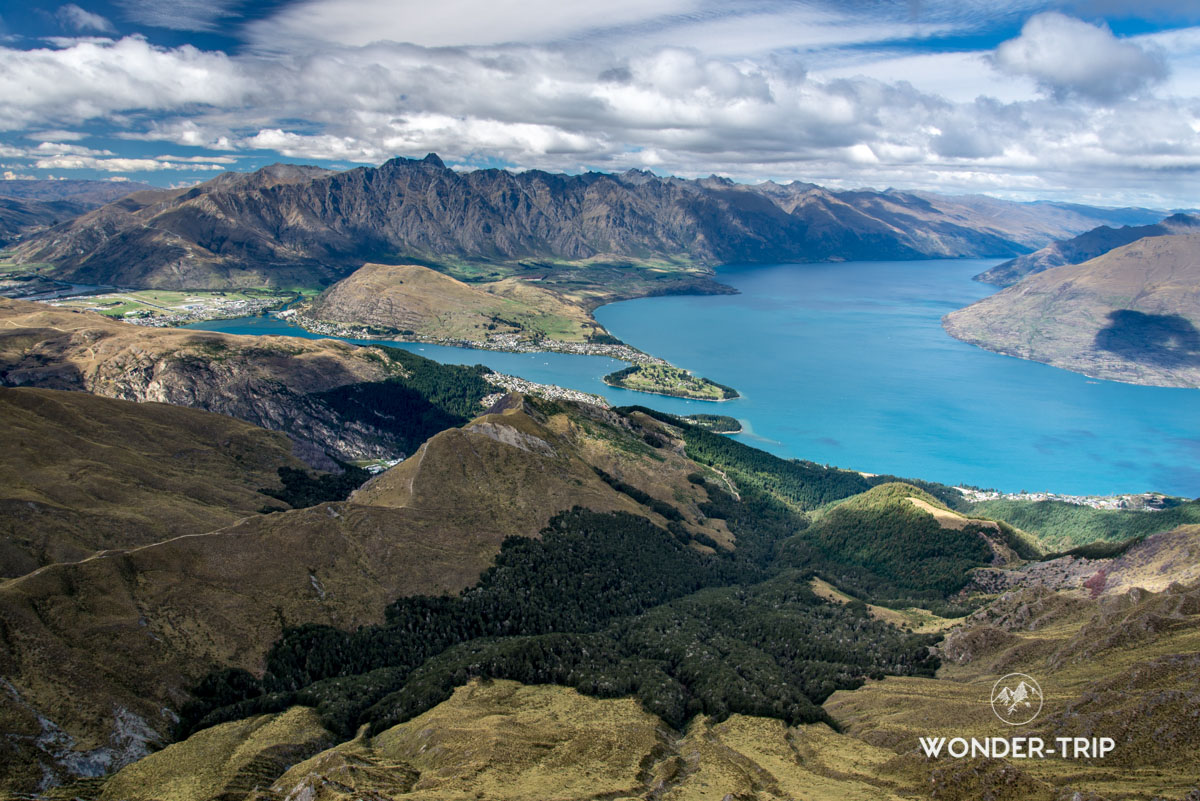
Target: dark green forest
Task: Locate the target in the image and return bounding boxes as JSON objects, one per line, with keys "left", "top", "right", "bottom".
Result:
{"left": 181, "top": 506, "right": 939, "bottom": 739}
{"left": 970, "top": 497, "right": 1200, "bottom": 550}
{"left": 182, "top": 400, "right": 1017, "bottom": 745}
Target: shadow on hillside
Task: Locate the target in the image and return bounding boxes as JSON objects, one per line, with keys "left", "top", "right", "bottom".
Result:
{"left": 1094, "top": 310, "right": 1200, "bottom": 367}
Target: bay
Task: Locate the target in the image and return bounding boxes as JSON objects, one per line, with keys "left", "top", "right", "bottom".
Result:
{"left": 189, "top": 259, "right": 1200, "bottom": 497}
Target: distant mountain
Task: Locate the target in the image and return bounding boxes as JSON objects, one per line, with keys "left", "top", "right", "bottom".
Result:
{"left": 9, "top": 156, "right": 1167, "bottom": 291}
{"left": 0, "top": 178, "right": 153, "bottom": 205}
{"left": 944, "top": 232, "right": 1200, "bottom": 387}
{"left": 0, "top": 180, "right": 154, "bottom": 248}
{"left": 0, "top": 196, "right": 91, "bottom": 248}
{"left": 976, "top": 212, "right": 1200, "bottom": 286}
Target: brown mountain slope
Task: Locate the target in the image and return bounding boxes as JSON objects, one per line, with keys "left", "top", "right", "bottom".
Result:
{"left": 828, "top": 575, "right": 1200, "bottom": 800}
{"left": 303, "top": 262, "right": 608, "bottom": 343}
{"left": 0, "top": 386, "right": 314, "bottom": 576}
{"left": 0, "top": 178, "right": 154, "bottom": 206}
{"left": 976, "top": 212, "right": 1200, "bottom": 286}
{"left": 87, "top": 571, "right": 1200, "bottom": 800}
{"left": 0, "top": 197, "right": 93, "bottom": 248}
{"left": 0, "top": 395, "right": 730, "bottom": 793}
{"left": 943, "top": 233, "right": 1200, "bottom": 387}
{"left": 0, "top": 298, "right": 421, "bottom": 467}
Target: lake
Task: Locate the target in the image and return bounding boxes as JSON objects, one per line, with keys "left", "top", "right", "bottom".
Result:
{"left": 189, "top": 259, "right": 1200, "bottom": 497}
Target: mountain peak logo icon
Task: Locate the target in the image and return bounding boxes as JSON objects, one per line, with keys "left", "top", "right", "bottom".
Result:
{"left": 990, "top": 673, "right": 1043, "bottom": 725}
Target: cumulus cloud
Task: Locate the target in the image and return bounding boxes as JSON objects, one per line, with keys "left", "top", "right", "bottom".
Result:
{"left": 0, "top": 37, "right": 248, "bottom": 130}
{"left": 0, "top": 17, "right": 1198, "bottom": 205}
{"left": 55, "top": 4, "right": 116, "bottom": 34}
{"left": 25, "top": 129, "right": 88, "bottom": 141}
{"left": 33, "top": 141, "right": 114, "bottom": 156}
{"left": 993, "top": 12, "right": 1167, "bottom": 102}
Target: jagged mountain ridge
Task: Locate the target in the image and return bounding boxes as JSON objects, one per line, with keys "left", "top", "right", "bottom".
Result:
{"left": 11, "top": 155, "right": 1167, "bottom": 289}
{"left": 976, "top": 212, "right": 1200, "bottom": 286}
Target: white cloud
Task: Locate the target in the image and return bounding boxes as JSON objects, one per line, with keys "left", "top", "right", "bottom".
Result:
{"left": 244, "top": 0, "right": 700, "bottom": 49}
{"left": 25, "top": 129, "right": 88, "bottom": 141}
{"left": 815, "top": 51, "right": 1038, "bottom": 104}
{"left": 55, "top": 4, "right": 116, "bottom": 34}
{"left": 32, "top": 154, "right": 227, "bottom": 171}
{"left": 33, "top": 141, "right": 114, "bottom": 156}
{"left": 993, "top": 12, "right": 1167, "bottom": 102}
{"left": 0, "top": 37, "right": 248, "bottom": 130}
{"left": 0, "top": 11, "right": 1198, "bottom": 205}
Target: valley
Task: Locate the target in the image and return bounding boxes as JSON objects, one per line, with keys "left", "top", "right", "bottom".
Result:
{"left": 4, "top": 2, "right": 1200, "bottom": 798}
{"left": 1, "top": 167, "right": 1197, "bottom": 801}
{"left": 1, "top": 357, "right": 1196, "bottom": 798}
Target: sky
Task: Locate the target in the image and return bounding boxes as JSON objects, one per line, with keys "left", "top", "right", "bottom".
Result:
{"left": 1, "top": 0, "right": 1199, "bottom": 206}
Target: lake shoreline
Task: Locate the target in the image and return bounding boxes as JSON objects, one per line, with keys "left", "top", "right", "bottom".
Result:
{"left": 182, "top": 258, "right": 1199, "bottom": 498}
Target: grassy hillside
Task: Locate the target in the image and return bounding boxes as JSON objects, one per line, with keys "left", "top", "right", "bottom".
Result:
{"left": 93, "top": 572, "right": 1200, "bottom": 800}
{"left": 302, "top": 262, "right": 613, "bottom": 344}
{"left": 827, "top": 576, "right": 1200, "bottom": 800}
{"left": 8, "top": 384, "right": 1186, "bottom": 799}
{"left": 778, "top": 483, "right": 1031, "bottom": 603}
{"left": 0, "top": 386, "right": 317, "bottom": 575}
{"left": 0, "top": 394, "right": 737, "bottom": 793}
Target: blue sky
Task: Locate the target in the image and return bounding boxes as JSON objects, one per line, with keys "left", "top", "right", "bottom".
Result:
{"left": 2, "top": 0, "right": 1200, "bottom": 206}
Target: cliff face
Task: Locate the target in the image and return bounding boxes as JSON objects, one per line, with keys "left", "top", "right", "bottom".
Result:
{"left": 0, "top": 299, "right": 408, "bottom": 467}
{"left": 12, "top": 156, "right": 1149, "bottom": 290}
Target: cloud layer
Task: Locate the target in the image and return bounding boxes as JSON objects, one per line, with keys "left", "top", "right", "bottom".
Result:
{"left": 0, "top": 3, "right": 1198, "bottom": 206}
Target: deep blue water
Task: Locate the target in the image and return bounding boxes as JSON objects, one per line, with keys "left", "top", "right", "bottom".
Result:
{"left": 188, "top": 259, "right": 1200, "bottom": 497}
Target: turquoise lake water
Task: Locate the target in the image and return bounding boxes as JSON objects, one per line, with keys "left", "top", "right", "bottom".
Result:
{"left": 188, "top": 259, "right": 1200, "bottom": 497}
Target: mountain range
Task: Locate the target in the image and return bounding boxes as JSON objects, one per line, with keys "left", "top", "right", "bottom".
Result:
{"left": 8, "top": 157, "right": 1167, "bottom": 293}
{"left": 0, "top": 180, "right": 153, "bottom": 249}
